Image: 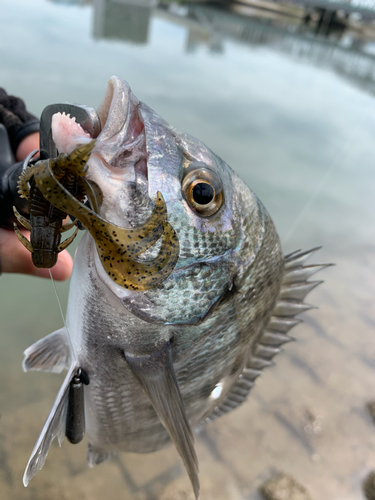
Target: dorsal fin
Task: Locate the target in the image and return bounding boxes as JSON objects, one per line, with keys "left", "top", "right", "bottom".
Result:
{"left": 207, "top": 248, "right": 332, "bottom": 421}
{"left": 125, "top": 341, "right": 199, "bottom": 499}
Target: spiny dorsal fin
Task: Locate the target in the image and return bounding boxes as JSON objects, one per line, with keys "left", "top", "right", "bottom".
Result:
{"left": 125, "top": 342, "right": 199, "bottom": 499}
{"left": 206, "top": 247, "right": 332, "bottom": 422}
{"left": 23, "top": 328, "right": 70, "bottom": 373}
{"left": 278, "top": 281, "right": 322, "bottom": 301}
{"left": 284, "top": 246, "right": 321, "bottom": 267}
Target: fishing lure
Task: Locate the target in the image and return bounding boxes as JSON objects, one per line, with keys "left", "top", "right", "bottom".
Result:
{"left": 13, "top": 141, "right": 96, "bottom": 268}
{"left": 33, "top": 157, "right": 180, "bottom": 290}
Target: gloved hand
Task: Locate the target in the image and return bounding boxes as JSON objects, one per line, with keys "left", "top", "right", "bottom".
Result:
{"left": 0, "top": 88, "right": 40, "bottom": 160}
{"left": 0, "top": 89, "right": 72, "bottom": 280}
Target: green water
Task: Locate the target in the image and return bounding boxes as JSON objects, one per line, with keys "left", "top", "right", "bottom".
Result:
{"left": 1, "top": 1, "right": 375, "bottom": 499}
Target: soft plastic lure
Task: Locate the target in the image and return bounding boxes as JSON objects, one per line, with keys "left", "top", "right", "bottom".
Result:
{"left": 13, "top": 141, "right": 96, "bottom": 268}
{"left": 31, "top": 143, "right": 179, "bottom": 291}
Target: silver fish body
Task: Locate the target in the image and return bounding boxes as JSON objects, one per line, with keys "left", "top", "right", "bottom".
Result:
{"left": 22, "top": 77, "right": 327, "bottom": 498}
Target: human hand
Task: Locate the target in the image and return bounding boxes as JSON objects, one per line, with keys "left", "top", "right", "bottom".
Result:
{"left": 0, "top": 132, "right": 73, "bottom": 280}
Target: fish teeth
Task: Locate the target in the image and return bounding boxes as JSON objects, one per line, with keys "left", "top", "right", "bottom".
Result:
{"left": 60, "top": 111, "right": 75, "bottom": 121}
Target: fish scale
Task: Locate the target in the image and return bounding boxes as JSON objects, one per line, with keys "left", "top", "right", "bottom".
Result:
{"left": 21, "top": 76, "right": 330, "bottom": 499}
{"left": 176, "top": 225, "right": 238, "bottom": 262}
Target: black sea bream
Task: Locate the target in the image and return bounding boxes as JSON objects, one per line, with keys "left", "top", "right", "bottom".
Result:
{"left": 22, "top": 76, "right": 328, "bottom": 499}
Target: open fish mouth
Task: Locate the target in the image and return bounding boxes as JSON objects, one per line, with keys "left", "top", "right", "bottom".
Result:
{"left": 35, "top": 77, "right": 180, "bottom": 291}
{"left": 93, "top": 76, "right": 149, "bottom": 220}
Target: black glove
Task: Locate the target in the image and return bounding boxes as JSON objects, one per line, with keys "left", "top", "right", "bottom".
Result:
{"left": 0, "top": 88, "right": 39, "bottom": 156}
{"left": 0, "top": 88, "right": 39, "bottom": 228}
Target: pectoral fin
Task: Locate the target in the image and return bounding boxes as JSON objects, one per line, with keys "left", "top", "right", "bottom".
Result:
{"left": 125, "top": 342, "right": 199, "bottom": 500}
{"left": 23, "top": 328, "right": 70, "bottom": 373}
{"left": 23, "top": 364, "right": 78, "bottom": 486}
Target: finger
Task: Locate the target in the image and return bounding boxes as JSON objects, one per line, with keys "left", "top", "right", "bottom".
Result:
{"left": 0, "top": 228, "right": 73, "bottom": 280}
{"left": 15, "top": 132, "right": 40, "bottom": 161}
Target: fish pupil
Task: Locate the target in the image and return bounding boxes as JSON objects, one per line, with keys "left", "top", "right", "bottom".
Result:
{"left": 192, "top": 183, "right": 214, "bottom": 205}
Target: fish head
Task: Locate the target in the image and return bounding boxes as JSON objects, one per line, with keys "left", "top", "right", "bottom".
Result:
{"left": 59, "top": 76, "right": 273, "bottom": 325}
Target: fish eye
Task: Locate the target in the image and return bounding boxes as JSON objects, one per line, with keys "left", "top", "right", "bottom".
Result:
{"left": 192, "top": 183, "right": 214, "bottom": 205}
{"left": 182, "top": 163, "right": 224, "bottom": 217}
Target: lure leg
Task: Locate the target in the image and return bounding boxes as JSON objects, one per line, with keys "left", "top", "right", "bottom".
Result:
{"left": 58, "top": 227, "right": 79, "bottom": 252}
{"left": 13, "top": 223, "right": 33, "bottom": 252}
{"left": 60, "top": 220, "right": 77, "bottom": 233}
{"left": 17, "top": 165, "right": 37, "bottom": 200}
{"left": 82, "top": 177, "right": 102, "bottom": 214}
{"left": 12, "top": 206, "right": 32, "bottom": 231}
{"left": 65, "top": 140, "right": 96, "bottom": 172}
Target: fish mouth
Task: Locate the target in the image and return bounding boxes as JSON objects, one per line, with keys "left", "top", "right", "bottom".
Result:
{"left": 91, "top": 76, "right": 149, "bottom": 229}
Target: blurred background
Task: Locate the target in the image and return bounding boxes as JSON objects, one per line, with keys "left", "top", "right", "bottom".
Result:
{"left": 1, "top": 0, "right": 375, "bottom": 498}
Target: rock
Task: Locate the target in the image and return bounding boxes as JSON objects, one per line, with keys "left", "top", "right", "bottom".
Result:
{"left": 260, "top": 472, "right": 313, "bottom": 500}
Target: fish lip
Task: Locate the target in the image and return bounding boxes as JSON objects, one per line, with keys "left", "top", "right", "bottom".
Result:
{"left": 96, "top": 76, "right": 129, "bottom": 142}
{"left": 93, "top": 77, "right": 148, "bottom": 184}
{"left": 95, "top": 76, "right": 146, "bottom": 159}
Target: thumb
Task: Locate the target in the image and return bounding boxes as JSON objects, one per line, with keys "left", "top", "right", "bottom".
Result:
{"left": 0, "top": 227, "right": 73, "bottom": 280}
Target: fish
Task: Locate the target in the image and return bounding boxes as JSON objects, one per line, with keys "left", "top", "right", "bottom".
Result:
{"left": 21, "top": 76, "right": 329, "bottom": 499}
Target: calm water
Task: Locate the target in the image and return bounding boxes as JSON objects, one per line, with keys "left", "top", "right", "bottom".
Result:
{"left": 1, "top": 1, "right": 375, "bottom": 499}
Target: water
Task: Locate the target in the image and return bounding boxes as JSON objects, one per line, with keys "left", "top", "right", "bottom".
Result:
{"left": 1, "top": 1, "right": 375, "bottom": 499}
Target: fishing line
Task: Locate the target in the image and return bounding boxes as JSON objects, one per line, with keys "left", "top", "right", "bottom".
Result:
{"left": 282, "top": 163, "right": 335, "bottom": 246}
{"left": 49, "top": 269, "right": 66, "bottom": 325}
{"left": 282, "top": 132, "right": 357, "bottom": 247}
{"left": 49, "top": 269, "right": 76, "bottom": 359}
